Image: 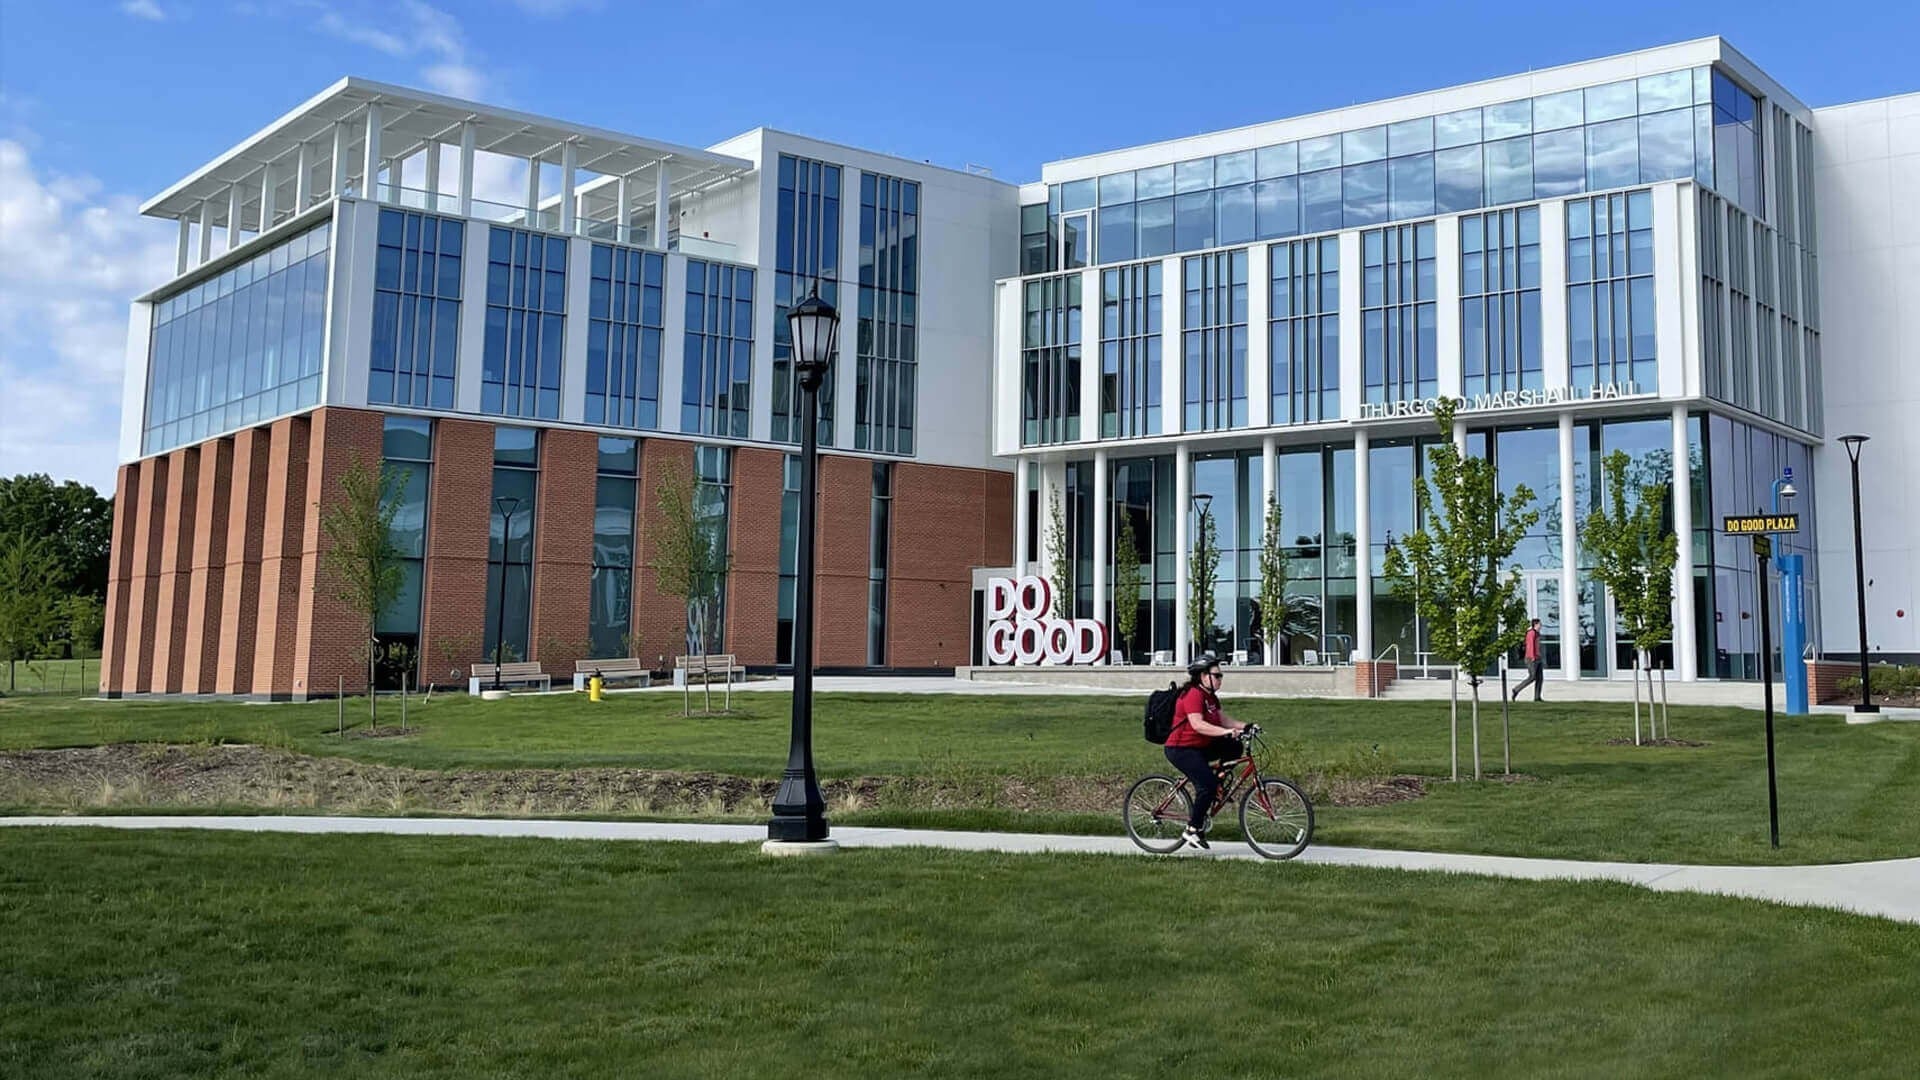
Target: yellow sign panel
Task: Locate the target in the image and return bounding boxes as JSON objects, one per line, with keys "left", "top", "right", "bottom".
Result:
{"left": 1724, "top": 514, "right": 1799, "bottom": 535}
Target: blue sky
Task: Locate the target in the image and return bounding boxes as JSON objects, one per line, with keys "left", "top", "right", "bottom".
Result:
{"left": 2, "top": 0, "right": 1916, "bottom": 493}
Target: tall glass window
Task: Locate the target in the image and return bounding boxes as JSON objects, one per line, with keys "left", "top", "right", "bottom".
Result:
{"left": 777, "top": 454, "right": 800, "bottom": 666}
{"left": 1362, "top": 222, "right": 1437, "bottom": 404}
{"left": 485, "top": 427, "right": 539, "bottom": 664}
{"left": 773, "top": 155, "right": 841, "bottom": 444}
{"left": 688, "top": 446, "right": 733, "bottom": 654}
{"left": 856, "top": 172, "right": 919, "bottom": 455}
{"left": 378, "top": 416, "right": 432, "bottom": 687}
{"left": 1268, "top": 236, "right": 1340, "bottom": 424}
{"left": 868, "top": 462, "right": 892, "bottom": 665}
{"left": 1711, "top": 70, "right": 1764, "bottom": 216}
{"left": 1182, "top": 250, "right": 1249, "bottom": 431}
{"left": 1099, "top": 261, "right": 1163, "bottom": 438}
{"left": 1567, "top": 190, "right": 1656, "bottom": 392}
{"left": 1021, "top": 274, "right": 1081, "bottom": 445}
{"left": 370, "top": 210, "right": 460, "bottom": 410}
{"left": 589, "top": 437, "right": 639, "bottom": 659}
{"left": 1460, "top": 207, "right": 1542, "bottom": 397}
{"left": 143, "top": 221, "right": 329, "bottom": 455}
{"left": 682, "top": 259, "right": 754, "bottom": 438}
{"left": 586, "top": 245, "right": 665, "bottom": 429}
{"left": 482, "top": 227, "right": 566, "bottom": 419}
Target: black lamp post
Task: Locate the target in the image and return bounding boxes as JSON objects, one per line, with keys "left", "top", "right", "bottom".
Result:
{"left": 1191, "top": 492, "right": 1213, "bottom": 658}
{"left": 1840, "top": 434, "right": 1877, "bottom": 714}
{"left": 490, "top": 495, "right": 521, "bottom": 691}
{"left": 767, "top": 287, "right": 840, "bottom": 847}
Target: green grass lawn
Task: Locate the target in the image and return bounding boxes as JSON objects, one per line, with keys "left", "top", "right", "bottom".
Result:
{"left": 4, "top": 691, "right": 1917, "bottom": 865}
{"left": 2, "top": 828, "right": 1915, "bottom": 1079}
{"left": 0, "top": 657, "right": 100, "bottom": 696}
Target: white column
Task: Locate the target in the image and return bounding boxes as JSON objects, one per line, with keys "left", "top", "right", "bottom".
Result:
{"left": 1160, "top": 255, "right": 1183, "bottom": 435}
{"left": 457, "top": 122, "right": 475, "bottom": 217}
{"left": 1540, "top": 200, "right": 1570, "bottom": 391}
{"left": 455, "top": 220, "right": 490, "bottom": 413}
{"left": 1354, "top": 426, "right": 1371, "bottom": 662}
{"left": 1652, "top": 183, "right": 1689, "bottom": 400}
{"left": 1671, "top": 404, "right": 1697, "bottom": 680}
{"left": 1338, "top": 230, "right": 1364, "bottom": 420}
{"left": 659, "top": 254, "right": 687, "bottom": 430}
{"left": 1247, "top": 242, "right": 1271, "bottom": 427}
{"left": 225, "top": 184, "right": 242, "bottom": 251}
{"left": 258, "top": 165, "right": 276, "bottom": 235}
{"left": 559, "top": 142, "right": 577, "bottom": 233}
{"left": 330, "top": 121, "right": 350, "bottom": 197}
{"left": 424, "top": 140, "right": 440, "bottom": 213}
{"left": 1175, "top": 442, "right": 1192, "bottom": 665}
{"left": 360, "top": 102, "right": 383, "bottom": 203}
{"left": 176, "top": 216, "right": 191, "bottom": 275}
{"left": 1093, "top": 448, "right": 1110, "bottom": 661}
{"left": 1014, "top": 457, "right": 1031, "bottom": 575}
{"left": 1559, "top": 413, "right": 1579, "bottom": 683}
{"left": 654, "top": 163, "right": 672, "bottom": 249}
{"left": 560, "top": 237, "right": 589, "bottom": 421}
{"left": 616, "top": 175, "right": 632, "bottom": 241}
{"left": 525, "top": 154, "right": 540, "bottom": 219}
{"left": 1435, "top": 213, "right": 1463, "bottom": 400}
{"left": 196, "top": 200, "right": 213, "bottom": 263}
{"left": 294, "top": 141, "right": 312, "bottom": 212}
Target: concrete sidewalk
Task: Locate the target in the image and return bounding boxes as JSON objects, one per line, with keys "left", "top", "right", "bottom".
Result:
{"left": 7, "top": 815, "right": 1918, "bottom": 927}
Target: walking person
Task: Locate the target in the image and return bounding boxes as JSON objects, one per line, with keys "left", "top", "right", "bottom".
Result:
{"left": 1162, "top": 652, "right": 1248, "bottom": 850}
{"left": 1511, "top": 617, "right": 1545, "bottom": 702}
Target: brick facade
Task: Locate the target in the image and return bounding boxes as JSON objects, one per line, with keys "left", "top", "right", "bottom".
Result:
{"left": 215, "top": 428, "right": 271, "bottom": 694}
{"left": 418, "top": 417, "right": 493, "bottom": 689}
{"left": 888, "top": 463, "right": 1014, "bottom": 668}
{"left": 633, "top": 438, "right": 695, "bottom": 667}
{"left": 528, "top": 428, "right": 598, "bottom": 674}
{"left": 813, "top": 455, "right": 873, "bottom": 668}
{"left": 251, "top": 417, "right": 310, "bottom": 697}
{"left": 149, "top": 446, "right": 198, "bottom": 693}
{"left": 726, "top": 446, "right": 786, "bottom": 667}
{"left": 291, "top": 408, "right": 386, "bottom": 697}
{"left": 1355, "top": 660, "right": 1398, "bottom": 697}
{"left": 181, "top": 440, "right": 231, "bottom": 693}
{"left": 120, "top": 454, "right": 168, "bottom": 693}
{"left": 99, "top": 464, "right": 138, "bottom": 694}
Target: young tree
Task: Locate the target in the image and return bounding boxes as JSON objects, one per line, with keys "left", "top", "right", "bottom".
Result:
{"left": 1257, "top": 496, "right": 1291, "bottom": 665}
{"left": 0, "top": 534, "right": 62, "bottom": 693}
{"left": 650, "top": 460, "right": 730, "bottom": 713}
{"left": 319, "top": 457, "right": 405, "bottom": 729}
{"left": 1188, "top": 505, "right": 1220, "bottom": 657}
{"left": 1112, "top": 507, "right": 1144, "bottom": 663}
{"left": 1585, "top": 450, "right": 1679, "bottom": 744}
{"left": 64, "top": 594, "right": 105, "bottom": 659}
{"left": 1047, "top": 490, "right": 1072, "bottom": 620}
{"left": 1382, "top": 399, "right": 1539, "bottom": 780}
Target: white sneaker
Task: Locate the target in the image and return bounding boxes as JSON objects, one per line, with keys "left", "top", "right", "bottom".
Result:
{"left": 1181, "top": 826, "right": 1210, "bottom": 851}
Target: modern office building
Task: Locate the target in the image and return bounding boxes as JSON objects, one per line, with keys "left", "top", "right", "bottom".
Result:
{"left": 103, "top": 37, "right": 1917, "bottom": 698}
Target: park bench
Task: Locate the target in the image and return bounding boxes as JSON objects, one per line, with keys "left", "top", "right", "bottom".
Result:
{"left": 468, "top": 661, "right": 552, "bottom": 695}
{"left": 572, "top": 658, "right": 653, "bottom": 691}
{"left": 673, "top": 653, "right": 746, "bottom": 685}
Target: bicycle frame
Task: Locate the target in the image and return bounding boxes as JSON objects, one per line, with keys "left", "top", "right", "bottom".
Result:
{"left": 1149, "top": 732, "right": 1267, "bottom": 823}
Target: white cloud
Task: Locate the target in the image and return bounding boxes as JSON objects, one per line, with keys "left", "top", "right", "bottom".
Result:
{"left": 308, "top": 1, "right": 492, "bottom": 101}
{"left": 422, "top": 62, "right": 488, "bottom": 101}
{"left": 0, "top": 139, "right": 175, "bottom": 493}
{"left": 119, "top": 0, "right": 167, "bottom": 20}
{"left": 508, "top": 0, "right": 603, "bottom": 14}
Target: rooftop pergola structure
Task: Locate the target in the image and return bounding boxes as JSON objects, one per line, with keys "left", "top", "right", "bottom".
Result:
{"left": 142, "top": 76, "right": 754, "bottom": 275}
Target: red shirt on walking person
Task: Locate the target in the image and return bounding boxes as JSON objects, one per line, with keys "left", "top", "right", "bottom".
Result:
{"left": 1512, "top": 617, "right": 1546, "bottom": 702}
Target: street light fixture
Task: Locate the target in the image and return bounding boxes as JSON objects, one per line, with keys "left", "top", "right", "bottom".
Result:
{"left": 490, "top": 495, "right": 522, "bottom": 692}
{"left": 767, "top": 286, "right": 841, "bottom": 850}
{"left": 1839, "top": 435, "right": 1877, "bottom": 714}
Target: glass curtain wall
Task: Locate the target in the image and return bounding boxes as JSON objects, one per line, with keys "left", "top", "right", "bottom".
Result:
{"left": 1107, "top": 456, "right": 1175, "bottom": 662}
{"left": 1459, "top": 206, "right": 1542, "bottom": 397}
{"left": 1099, "top": 261, "right": 1163, "bottom": 439}
{"left": 1567, "top": 190, "right": 1656, "bottom": 392}
{"left": 1021, "top": 274, "right": 1081, "bottom": 445}
{"left": 589, "top": 437, "right": 639, "bottom": 659}
{"left": 777, "top": 454, "right": 800, "bottom": 666}
{"left": 370, "top": 210, "right": 460, "bottom": 410}
{"left": 688, "top": 446, "right": 733, "bottom": 654}
{"left": 376, "top": 416, "right": 432, "bottom": 689}
{"left": 1362, "top": 222, "right": 1437, "bottom": 404}
{"left": 773, "top": 155, "right": 841, "bottom": 444}
{"left": 1268, "top": 236, "right": 1340, "bottom": 424}
{"left": 1182, "top": 250, "right": 1249, "bottom": 431}
{"left": 682, "top": 260, "right": 754, "bottom": 437}
{"left": 482, "top": 227, "right": 565, "bottom": 419}
{"left": 586, "top": 245, "right": 665, "bottom": 429}
{"left": 856, "top": 171, "right": 920, "bottom": 454}
{"left": 485, "top": 427, "right": 539, "bottom": 664}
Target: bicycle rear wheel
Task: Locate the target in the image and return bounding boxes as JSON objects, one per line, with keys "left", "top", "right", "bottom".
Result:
{"left": 1239, "top": 777, "right": 1314, "bottom": 860}
{"left": 1123, "top": 775, "right": 1191, "bottom": 854}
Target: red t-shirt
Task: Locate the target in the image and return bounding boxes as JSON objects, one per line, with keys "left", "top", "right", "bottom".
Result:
{"left": 1524, "top": 626, "right": 1541, "bottom": 661}
{"left": 1166, "top": 686, "right": 1221, "bottom": 748}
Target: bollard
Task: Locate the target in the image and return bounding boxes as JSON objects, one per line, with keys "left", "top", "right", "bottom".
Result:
{"left": 589, "top": 673, "right": 604, "bottom": 702}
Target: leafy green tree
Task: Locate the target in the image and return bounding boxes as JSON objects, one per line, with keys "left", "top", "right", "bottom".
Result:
{"left": 1112, "top": 508, "right": 1144, "bottom": 662}
{"left": 64, "top": 594, "right": 105, "bottom": 659}
{"left": 1584, "top": 450, "right": 1679, "bottom": 744}
{"left": 1188, "top": 504, "right": 1220, "bottom": 658}
{"left": 1257, "top": 496, "right": 1291, "bottom": 665}
{"left": 649, "top": 460, "right": 730, "bottom": 713}
{"left": 1382, "top": 399, "right": 1539, "bottom": 780}
{"left": 0, "top": 474, "right": 112, "bottom": 598}
{"left": 319, "top": 457, "right": 405, "bottom": 728}
{"left": 1047, "top": 490, "right": 1072, "bottom": 620}
{"left": 0, "top": 534, "right": 62, "bottom": 692}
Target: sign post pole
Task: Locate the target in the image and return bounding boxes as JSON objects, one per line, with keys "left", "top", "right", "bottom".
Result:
{"left": 1756, "top": 532, "right": 1780, "bottom": 850}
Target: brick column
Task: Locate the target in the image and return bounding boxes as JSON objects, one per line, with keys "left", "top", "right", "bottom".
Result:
{"left": 100, "top": 463, "right": 140, "bottom": 695}
{"left": 1807, "top": 660, "right": 1857, "bottom": 705}
{"left": 726, "top": 446, "right": 784, "bottom": 666}
{"left": 150, "top": 446, "right": 199, "bottom": 693}
{"left": 419, "top": 418, "right": 493, "bottom": 690}
{"left": 1354, "top": 660, "right": 1398, "bottom": 698}
{"left": 528, "top": 428, "right": 596, "bottom": 675}
{"left": 814, "top": 454, "right": 871, "bottom": 668}
{"left": 251, "top": 416, "right": 311, "bottom": 698}
{"left": 634, "top": 438, "right": 695, "bottom": 665}
{"left": 181, "top": 439, "right": 232, "bottom": 693}
{"left": 294, "top": 407, "right": 387, "bottom": 699}
{"left": 888, "top": 463, "right": 1006, "bottom": 669}
{"left": 216, "top": 428, "right": 271, "bottom": 694}
{"left": 120, "top": 455, "right": 169, "bottom": 693}
{"left": 983, "top": 470, "right": 1015, "bottom": 569}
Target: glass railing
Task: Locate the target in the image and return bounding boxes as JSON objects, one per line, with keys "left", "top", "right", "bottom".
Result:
{"left": 360, "top": 183, "right": 730, "bottom": 254}
{"left": 672, "top": 234, "right": 739, "bottom": 261}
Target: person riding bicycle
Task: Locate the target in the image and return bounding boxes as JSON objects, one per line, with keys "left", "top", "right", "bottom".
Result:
{"left": 1163, "top": 652, "right": 1248, "bottom": 850}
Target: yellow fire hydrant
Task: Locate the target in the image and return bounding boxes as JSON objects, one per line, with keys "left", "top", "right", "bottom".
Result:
{"left": 588, "top": 673, "right": 604, "bottom": 702}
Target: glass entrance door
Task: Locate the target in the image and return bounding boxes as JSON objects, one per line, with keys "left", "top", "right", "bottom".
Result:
{"left": 1521, "top": 570, "right": 1562, "bottom": 672}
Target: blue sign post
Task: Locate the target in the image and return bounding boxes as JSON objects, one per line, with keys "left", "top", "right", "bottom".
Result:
{"left": 1780, "top": 554, "right": 1807, "bottom": 715}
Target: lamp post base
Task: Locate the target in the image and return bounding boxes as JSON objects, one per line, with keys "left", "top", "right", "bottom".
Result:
{"left": 1853, "top": 703, "right": 1881, "bottom": 714}
{"left": 761, "top": 839, "right": 840, "bottom": 856}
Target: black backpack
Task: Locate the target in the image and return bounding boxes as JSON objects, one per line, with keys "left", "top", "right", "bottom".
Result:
{"left": 1144, "top": 681, "right": 1183, "bottom": 744}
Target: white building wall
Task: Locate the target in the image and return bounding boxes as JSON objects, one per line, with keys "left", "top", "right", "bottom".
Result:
{"left": 1813, "top": 92, "right": 1920, "bottom": 661}
{"left": 325, "top": 197, "right": 379, "bottom": 410}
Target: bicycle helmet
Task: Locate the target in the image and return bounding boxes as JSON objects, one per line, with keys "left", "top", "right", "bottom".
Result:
{"left": 1187, "top": 652, "right": 1221, "bottom": 680}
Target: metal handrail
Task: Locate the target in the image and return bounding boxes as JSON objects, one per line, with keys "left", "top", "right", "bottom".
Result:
{"left": 1370, "top": 644, "right": 1400, "bottom": 699}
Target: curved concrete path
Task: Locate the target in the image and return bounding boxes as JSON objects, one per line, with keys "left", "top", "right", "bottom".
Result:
{"left": 7, "top": 815, "right": 1918, "bottom": 926}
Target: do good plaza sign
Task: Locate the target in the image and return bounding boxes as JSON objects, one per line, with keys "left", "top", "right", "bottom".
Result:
{"left": 981, "top": 576, "right": 1109, "bottom": 665}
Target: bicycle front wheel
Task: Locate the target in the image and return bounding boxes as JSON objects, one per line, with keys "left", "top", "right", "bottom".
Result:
{"left": 1240, "top": 778, "right": 1314, "bottom": 860}
{"left": 1123, "top": 775, "right": 1191, "bottom": 854}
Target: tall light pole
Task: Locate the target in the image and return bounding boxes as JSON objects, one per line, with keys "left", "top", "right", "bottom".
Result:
{"left": 767, "top": 287, "right": 840, "bottom": 851}
{"left": 1840, "top": 435, "right": 1877, "bottom": 713}
{"left": 490, "top": 495, "right": 521, "bottom": 691}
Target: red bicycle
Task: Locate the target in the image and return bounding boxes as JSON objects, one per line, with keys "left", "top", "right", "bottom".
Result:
{"left": 1124, "top": 725, "right": 1314, "bottom": 860}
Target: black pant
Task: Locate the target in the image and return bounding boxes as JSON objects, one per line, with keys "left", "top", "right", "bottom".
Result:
{"left": 1164, "top": 738, "right": 1240, "bottom": 829}
{"left": 1513, "top": 659, "right": 1545, "bottom": 700}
